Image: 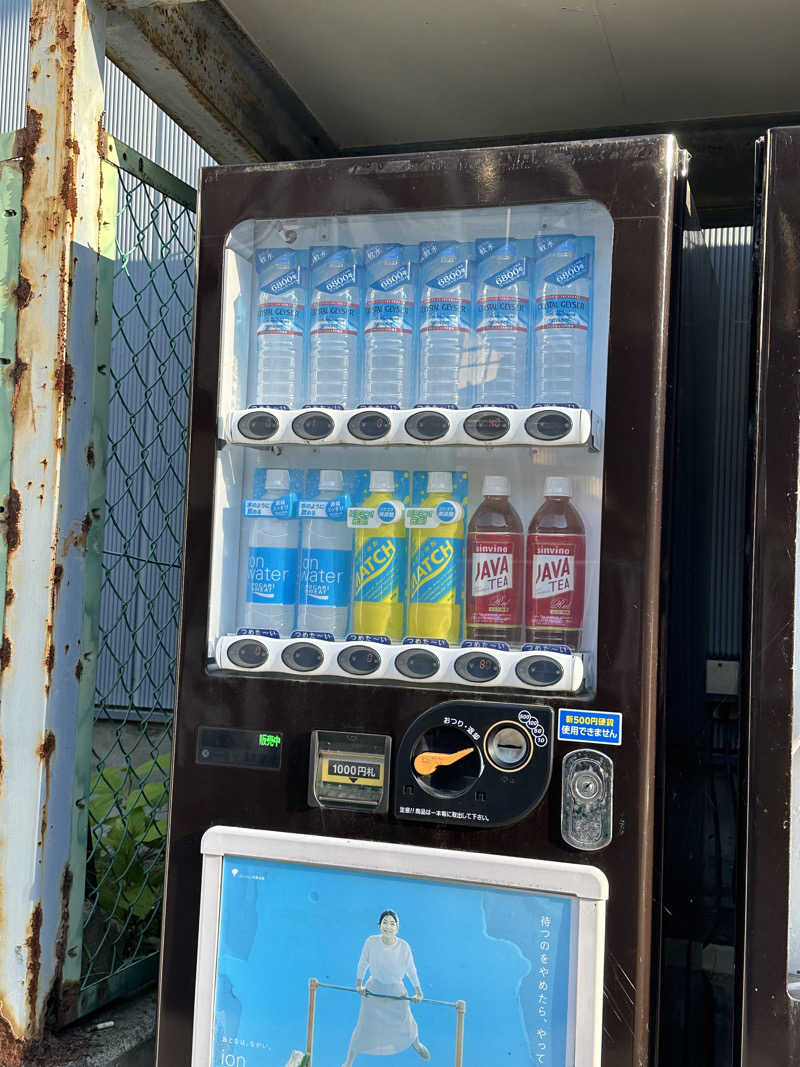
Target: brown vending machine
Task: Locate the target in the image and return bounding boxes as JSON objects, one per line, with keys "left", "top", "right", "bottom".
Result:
{"left": 738, "top": 125, "right": 800, "bottom": 1066}
{"left": 156, "top": 136, "right": 696, "bottom": 1067}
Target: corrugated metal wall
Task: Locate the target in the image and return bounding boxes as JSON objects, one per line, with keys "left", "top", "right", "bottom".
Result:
{"left": 703, "top": 226, "right": 753, "bottom": 660}
{"left": 0, "top": 0, "right": 213, "bottom": 184}
{"left": 0, "top": 0, "right": 28, "bottom": 134}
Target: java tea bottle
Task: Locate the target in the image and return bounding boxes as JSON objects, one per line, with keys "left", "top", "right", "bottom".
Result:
{"left": 525, "top": 476, "right": 586, "bottom": 649}
{"left": 466, "top": 475, "right": 524, "bottom": 644}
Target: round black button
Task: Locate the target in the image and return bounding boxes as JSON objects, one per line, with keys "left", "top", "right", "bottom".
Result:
{"left": 405, "top": 410, "right": 450, "bottom": 441}
{"left": 395, "top": 648, "right": 440, "bottom": 680}
{"left": 525, "top": 410, "right": 573, "bottom": 441}
{"left": 337, "top": 645, "right": 381, "bottom": 676}
{"left": 237, "top": 411, "right": 279, "bottom": 441}
{"left": 348, "top": 410, "right": 391, "bottom": 441}
{"left": 463, "top": 410, "right": 510, "bottom": 442}
{"left": 515, "top": 655, "right": 564, "bottom": 686}
{"left": 454, "top": 652, "right": 500, "bottom": 683}
{"left": 292, "top": 411, "right": 335, "bottom": 441}
{"left": 281, "top": 642, "right": 324, "bottom": 672}
{"left": 227, "top": 639, "right": 268, "bottom": 669}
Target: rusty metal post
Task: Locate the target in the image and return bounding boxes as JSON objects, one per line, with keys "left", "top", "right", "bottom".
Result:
{"left": 0, "top": 0, "right": 109, "bottom": 1058}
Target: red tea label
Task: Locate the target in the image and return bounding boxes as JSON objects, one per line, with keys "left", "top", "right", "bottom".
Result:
{"left": 466, "top": 532, "right": 523, "bottom": 626}
{"left": 526, "top": 532, "right": 586, "bottom": 629}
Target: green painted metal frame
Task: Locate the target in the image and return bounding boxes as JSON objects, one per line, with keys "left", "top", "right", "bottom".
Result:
{"left": 106, "top": 136, "right": 197, "bottom": 211}
{"left": 60, "top": 154, "right": 119, "bottom": 1024}
{"left": 63, "top": 132, "right": 197, "bottom": 1021}
{"left": 0, "top": 151, "right": 22, "bottom": 653}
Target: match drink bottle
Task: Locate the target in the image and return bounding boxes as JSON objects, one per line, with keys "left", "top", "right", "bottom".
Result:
{"left": 407, "top": 472, "right": 464, "bottom": 644}
{"left": 525, "top": 476, "right": 586, "bottom": 650}
{"left": 465, "top": 475, "right": 523, "bottom": 644}
{"left": 351, "top": 471, "right": 406, "bottom": 642}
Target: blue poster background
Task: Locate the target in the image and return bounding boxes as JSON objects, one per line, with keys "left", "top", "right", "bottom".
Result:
{"left": 211, "top": 856, "right": 574, "bottom": 1067}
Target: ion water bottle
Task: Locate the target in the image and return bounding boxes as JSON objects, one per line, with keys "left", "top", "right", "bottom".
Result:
{"left": 296, "top": 469, "right": 352, "bottom": 637}
{"left": 308, "top": 247, "right": 361, "bottom": 408}
{"left": 351, "top": 470, "right": 407, "bottom": 641}
{"left": 418, "top": 242, "right": 473, "bottom": 408}
{"left": 534, "top": 236, "right": 592, "bottom": 408}
{"left": 362, "top": 245, "right": 416, "bottom": 408}
{"left": 237, "top": 468, "right": 299, "bottom": 635}
{"left": 253, "top": 249, "right": 306, "bottom": 409}
{"left": 474, "top": 239, "right": 529, "bottom": 407}
{"left": 407, "top": 471, "right": 464, "bottom": 643}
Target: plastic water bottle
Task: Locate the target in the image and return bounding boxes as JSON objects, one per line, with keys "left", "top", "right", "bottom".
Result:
{"left": 296, "top": 470, "right": 352, "bottom": 637}
{"left": 362, "top": 244, "right": 416, "bottom": 408}
{"left": 237, "top": 468, "right": 299, "bottom": 635}
{"left": 253, "top": 249, "right": 306, "bottom": 409}
{"left": 308, "top": 247, "right": 361, "bottom": 408}
{"left": 534, "top": 236, "right": 592, "bottom": 408}
{"left": 418, "top": 242, "right": 473, "bottom": 408}
{"left": 474, "top": 239, "right": 529, "bottom": 407}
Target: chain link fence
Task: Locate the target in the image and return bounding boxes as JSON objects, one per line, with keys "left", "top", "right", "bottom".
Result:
{"left": 81, "top": 161, "right": 195, "bottom": 998}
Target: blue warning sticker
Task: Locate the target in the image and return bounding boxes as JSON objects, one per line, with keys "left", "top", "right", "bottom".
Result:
{"left": 557, "top": 708, "right": 621, "bottom": 746}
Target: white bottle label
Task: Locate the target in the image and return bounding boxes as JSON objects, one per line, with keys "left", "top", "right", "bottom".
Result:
{"left": 471, "top": 545, "right": 513, "bottom": 597}
{"left": 533, "top": 551, "right": 575, "bottom": 597}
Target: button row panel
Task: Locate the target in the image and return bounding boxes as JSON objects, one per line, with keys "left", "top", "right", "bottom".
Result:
{"left": 214, "top": 635, "right": 586, "bottom": 693}
{"left": 224, "top": 405, "right": 600, "bottom": 450}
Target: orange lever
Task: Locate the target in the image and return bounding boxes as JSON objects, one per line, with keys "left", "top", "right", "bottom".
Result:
{"left": 413, "top": 748, "right": 474, "bottom": 776}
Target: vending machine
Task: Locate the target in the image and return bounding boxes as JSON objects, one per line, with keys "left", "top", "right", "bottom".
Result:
{"left": 157, "top": 135, "right": 695, "bottom": 1067}
{"left": 738, "top": 126, "right": 800, "bottom": 1066}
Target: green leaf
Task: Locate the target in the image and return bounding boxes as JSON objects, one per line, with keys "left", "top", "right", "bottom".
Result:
{"left": 132, "top": 754, "right": 172, "bottom": 780}
{"left": 125, "top": 781, "right": 168, "bottom": 813}
{"left": 142, "top": 819, "right": 166, "bottom": 844}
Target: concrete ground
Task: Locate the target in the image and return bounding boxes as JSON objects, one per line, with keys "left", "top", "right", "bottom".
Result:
{"left": 28, "top": 987, "right": 155, "bottom": 1066}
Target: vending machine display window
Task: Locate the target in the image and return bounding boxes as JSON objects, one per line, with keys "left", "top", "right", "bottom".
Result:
{"left": 192, "top": 828, "right": 607, "bottom": 1067}
{"left": 208, "top": 203, "right": 613, "bottom": 698}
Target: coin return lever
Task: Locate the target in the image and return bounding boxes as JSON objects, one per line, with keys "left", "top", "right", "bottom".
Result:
{"left": 309, "top": 730, "right": 391, "bottom": 813}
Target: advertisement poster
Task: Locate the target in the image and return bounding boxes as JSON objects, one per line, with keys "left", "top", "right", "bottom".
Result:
{"left": 211, "top": 857, "right": 575, "bottom": 1067}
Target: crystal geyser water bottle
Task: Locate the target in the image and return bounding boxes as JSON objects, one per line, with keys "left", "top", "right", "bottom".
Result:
{"left": 525, "top": 476, "right": 586, "bottom": 649}
{"left": 253, "top": 249, "right": 307, "bottom": 409}
{"left": 418, "top": 241, "right": 473, "bottom": 408}
{"left": 351, "top": 471, "right": 407, "bottom": 642}
{"left": 407, "top": 471, "right": 464, "bottom": 644}
{"left": 474, "top": 239, "right": 529, "bottom": 407}
{"left": 534, "top": 236, "right": 592, "bottom": 408}
{"left": 237, "top": 468, "right": 299, "bottom": 635}
{"left": 466, "top": 474, "right": 524, "bottom": 644}
{"left": 308, "top": 247, "right": 361, "bottom": 408}
{"left": 362, "top": 245, "right": 416, "bottom": 408}
{"left": 296, "top": 469, "right": 352, "bottom": 637}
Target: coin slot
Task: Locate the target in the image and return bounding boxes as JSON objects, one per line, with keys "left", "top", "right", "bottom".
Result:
{"left": 348, "top": 410, "right": 392, "bottom": 441}
{"left": 227, "top": 639, "right": 268, "bottom": 669}
{"left": 404, "top": 410, "right": 450, "bottom": 441}
{"left": 394, "top": 648, "right": 440, "bottom": 680}
{"left": 338, "top": 645, "right": 381, "bottom": 676}
{"left": 237, "top": 411, "right": 279, "bottom": 441}
{"left": 292, "top": 410, "right": 335, "bottom": 441}
{"left": 525, "top": 410, "right": 573, "bottom": 441}
{"left": 485, "top": 722, "right": 532, "bottom": 772}
{"left": 281, "top": 642, "right": 324, "bottom": 672}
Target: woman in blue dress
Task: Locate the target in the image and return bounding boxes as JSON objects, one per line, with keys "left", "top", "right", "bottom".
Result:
{"left": 342, "top": 910, "right": 430, "bottom": 1066}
